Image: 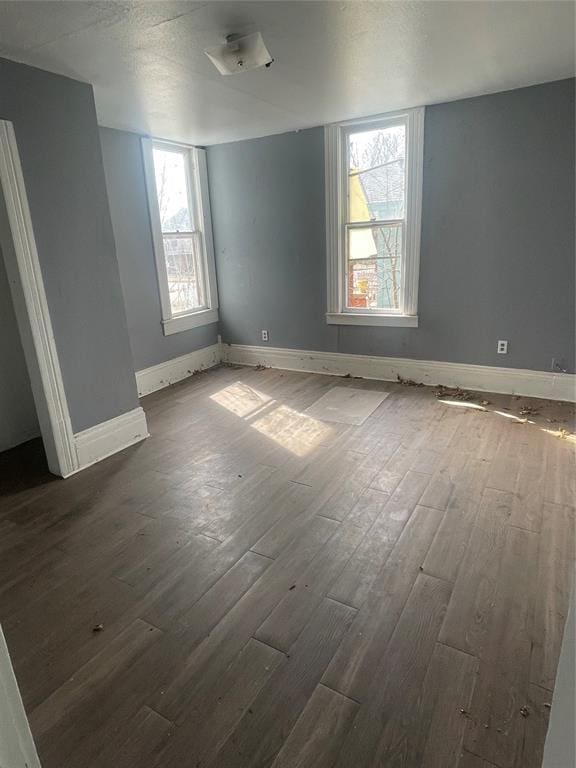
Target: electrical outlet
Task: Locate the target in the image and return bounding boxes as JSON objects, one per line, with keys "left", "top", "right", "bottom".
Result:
{"left": 497, "top": 340, "right": 508, "bottom": 354}
{"left": 261, "top": 329, "right": 269, "bottom": 342}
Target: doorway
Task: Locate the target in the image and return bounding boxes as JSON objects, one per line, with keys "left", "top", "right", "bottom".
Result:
{"left": 0, "top": 120, "right": 78, "bottom": 477}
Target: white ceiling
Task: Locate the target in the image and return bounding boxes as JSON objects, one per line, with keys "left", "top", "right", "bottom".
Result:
{"left": 0, "top": 1, "right": 574, "bottom": 146}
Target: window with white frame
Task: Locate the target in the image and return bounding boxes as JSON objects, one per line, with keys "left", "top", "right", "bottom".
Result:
{"left": 142, "top": 138, "right": 218, "bottom": 335}
{"left": 325, "top": 108, "right": 424, "bottom": 327}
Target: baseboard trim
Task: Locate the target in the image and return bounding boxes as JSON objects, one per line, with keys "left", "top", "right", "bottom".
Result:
{"left": 222, "top": 344, "right": 575, "bottom": 402}
{"left": 135, "top": 344, "right": 222, "bottom": 397}
{"left": 73, "top": 407, "right": 148, "bottom": 473}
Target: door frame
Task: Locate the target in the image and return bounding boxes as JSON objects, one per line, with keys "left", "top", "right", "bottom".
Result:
{"left": 0, "top": 119, "right": 78, "bottom": 477}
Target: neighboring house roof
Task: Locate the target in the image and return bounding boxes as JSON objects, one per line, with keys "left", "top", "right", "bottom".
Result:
{"left": 163, "top": 207, "right": 190, "bottom": 232}
{"left": 357, "top": 158, "right": 405, "bottom": 218}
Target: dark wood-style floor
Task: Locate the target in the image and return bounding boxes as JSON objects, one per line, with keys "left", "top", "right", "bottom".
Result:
{"left": 1, "top": 365, "right": 574, "bottom": 768}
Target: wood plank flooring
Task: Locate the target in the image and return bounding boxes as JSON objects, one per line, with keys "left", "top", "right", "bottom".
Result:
{"left": 0, "top": 364, "right": 574, "bottom": 768}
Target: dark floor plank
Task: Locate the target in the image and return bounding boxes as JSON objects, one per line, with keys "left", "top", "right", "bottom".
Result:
{"left": 327, "top": 490, "right": 408, "bottom": 608}
{"left": 323, "top": 505, "right": 444, "bottom": 701}
{"left": 255, "top": 490, "right": 382, "bottom": 651}
{"left": 270, "top": 684, "right": 358, "bottom": 768}
{"left": 210, "top": 598, "right": 356, "bottom": 768}
{"left": 152, "top": 515, "right": 339, "bottom": 723}
{"left": 464, "top": 526, "right": 538, "bottom": 768}
{"left": 439, "top": 488, "right": 512, "bottom": 656}
{"left": 530, "top": 502, "right": 574, "bottom": 691}
{"left": 142, "top": 480, "right": 316, "bottom": 629}
{"left": 419, "top": 644, "right": 479, "bottom": 768}
{"left": 90, "top": 705, "right": 174, "bottom": 768}
{"left": 333, "top": 574, "right": 452, "bottom": 768}
{"left": 29, "top": 619, "right": 163, "bottom": 767}
{"left": 457, "top": 752, "right": 499, "bottom": 768}
{"left": 423, "top": 490, "right": 479, "bottom": 582}
{"left": 155, "top": 638, "right": 284, "bottom": 767}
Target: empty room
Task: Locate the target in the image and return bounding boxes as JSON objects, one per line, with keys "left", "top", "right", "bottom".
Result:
{"left": 0, "top": 2, "right": 574, "bottom": 767}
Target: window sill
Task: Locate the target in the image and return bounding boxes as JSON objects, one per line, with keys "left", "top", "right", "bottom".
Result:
{"left": 326, "top": 312, "right": 418, "bottom": 328}
{"left": 162, "top": 308, "right": 219, "bottom": 336}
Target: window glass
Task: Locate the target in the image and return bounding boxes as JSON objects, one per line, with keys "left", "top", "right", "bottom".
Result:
{"left": 347, "top": 125, "right": 406, "bottom": 223}
{"left": 162, "top": 232, "right": 205, "bottom": 314}
{"left": 346, "top": 223, "right": 402, "bottom": 311}
{"left": 153, "top": 148, "right": 193, "bottom": 232}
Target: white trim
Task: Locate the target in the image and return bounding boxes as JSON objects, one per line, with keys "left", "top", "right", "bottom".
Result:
{"left": 326, "top": 312, "right": 418, "bottom": 327}
{"left": 141, "top": 138, "right": 219, "bottom": 336}
{"left": 325, "top": 107, "right": 424, "bottom": 325}
{"left": 135, "top": 343, "right": 221, "bottom": 396}
{"left": 142, "top": 137, "right": 172, "bottom": 323}
{"left": 325, "top": 122, "right": 342, "bottom": 315}
{"left": 0, "top": 120, "right": 79, "bottom": 477}
{"left": 195, "top": 147, "right": 219, "bottom": 312}
{"left": 222, "top": 344, "right": 576, "bottom": 403}
{"left": 162, "top": 307, "right": 219, "bottom": 335}
{"left": 0, "top": 626, "right": 42, "bottom": 768}
{"left": 74, "top": 407, "right": 148, "bottom": 471}
{"left": 403, "top": 106, "right": 424, "bottom": 316}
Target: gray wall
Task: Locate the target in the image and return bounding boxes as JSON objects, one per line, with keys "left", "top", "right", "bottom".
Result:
{"left": 0, "top": 57, "right": 138, "bottom": 432}
{"left": 99, "top": 127, "right": 219, "bottom": 371}
{"left": 208, "top": 79, "right": 575, "bottom": 373}
{"left": 0, "top": 246, "right": 39, "bottom": 452}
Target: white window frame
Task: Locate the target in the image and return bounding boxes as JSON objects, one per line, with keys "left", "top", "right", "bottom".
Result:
{"left": 142, "top": 138, "right": 219, "bottom": 335}
{"left": 325, "top": 107, "right": 424, "bottom": 327}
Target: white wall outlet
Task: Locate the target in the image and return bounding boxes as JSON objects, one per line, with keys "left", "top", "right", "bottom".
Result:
{"left": 261, "top": 330, "right": 269, "bottom": 342}
{"left": 497, "top": 340, "right": 508, "bottom": 354}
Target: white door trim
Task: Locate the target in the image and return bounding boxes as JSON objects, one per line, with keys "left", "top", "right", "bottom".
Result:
{"left": 0, "top": 625, "right": 42, "bottom": 768}
{"left": 0, "top": 120, "right": 79, "bottom": 477}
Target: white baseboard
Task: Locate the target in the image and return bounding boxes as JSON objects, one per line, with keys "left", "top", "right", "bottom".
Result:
{"left": 73, "top": 406, "right": 148, "bottom": 472}
{"left": 222, "top": 344, "right": 575, "bottom": 402}
{"left": 135, "top": 343, "right": 221, "bottom": 397}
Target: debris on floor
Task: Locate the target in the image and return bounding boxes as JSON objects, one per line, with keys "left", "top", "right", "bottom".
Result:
{"left": 434, "top": 385, "right": 473, "bottom": 401}
{"left": 92, "top": 623, "right": 104, "bottom": 632}
{"left": 519, "top": 405, "right": 540, "bottom": 416}
{"left": 254, "top": 364, "right": 268, "bottom": 371}
{"left": 520, "top": 706, "right": 530, "bottom": 718}
{"left": 397, "top": 374, "right": 423, "bottom": 387}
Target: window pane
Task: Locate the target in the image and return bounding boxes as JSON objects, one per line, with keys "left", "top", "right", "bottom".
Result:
{"left": 347, "top": 125, "right": 406, "bottom": 222}
{"left": 163, "top": 233, "right": 205, "bottom": 314}
{"left": 346, "top": 224, "right": 402, "bottom": 311}
{"left": 153, "top": 148, "right": 192, "bottom": 232}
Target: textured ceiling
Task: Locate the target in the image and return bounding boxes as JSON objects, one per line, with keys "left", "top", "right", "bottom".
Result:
{"left": 0, "top": 1, "right": 574, "bottom": 145}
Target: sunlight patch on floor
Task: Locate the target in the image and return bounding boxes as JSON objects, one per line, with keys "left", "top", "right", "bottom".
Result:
{"left": 251, "top": 404, "right": 334, "bottom": 457}
{"left": 437, "top": 399, "right": 487, "bottom": 411}
{"left": 210, "top": 381, "right": 272, "bottom": 418}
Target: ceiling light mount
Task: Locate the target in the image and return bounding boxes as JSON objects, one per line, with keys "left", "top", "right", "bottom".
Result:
{"left": 205, "top": 31, "right": 274, "bottom": 76}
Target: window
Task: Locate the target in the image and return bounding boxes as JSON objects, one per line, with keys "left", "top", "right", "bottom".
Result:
{"left": 325, "top": 108, "right": 424, "bottom": 327}
{"left": 142, "top": 138, "right": 218, "bottom": 334}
